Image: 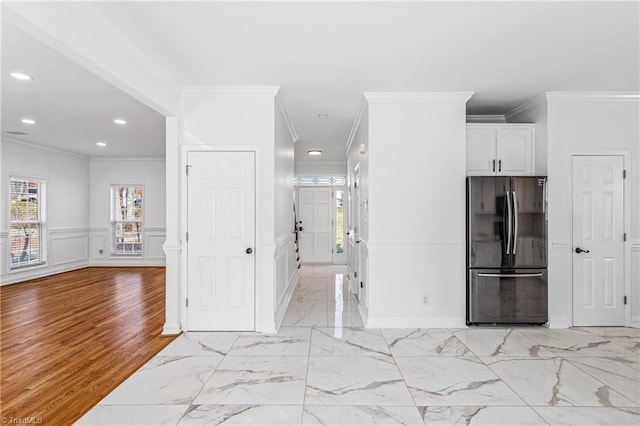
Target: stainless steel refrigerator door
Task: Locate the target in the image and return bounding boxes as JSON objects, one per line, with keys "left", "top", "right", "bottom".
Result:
{"left": 467, "top": 177, "right": 511, "bottom": 269}
{"left": 511, "top": 177, "right": 547, "bottom": 268}
{"left": 468, "top": 269, "right": 548, "bottom": 324}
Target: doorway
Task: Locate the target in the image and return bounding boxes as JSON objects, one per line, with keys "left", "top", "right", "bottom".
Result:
{"left": 186, "top": 151, "right": 256, "bottom": 331}
{"left": 572, "top": 154, "right": 626, "bottom": 326}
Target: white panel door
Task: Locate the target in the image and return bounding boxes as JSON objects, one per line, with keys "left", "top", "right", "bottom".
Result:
{"left": 187, "top": 151, "right": 255, "bottom": 331}
{"left": 298, "top": 187, "right": 332, "bottom": 263}
{"left": 572, "top": 155, "right": 625, "bottom": 326}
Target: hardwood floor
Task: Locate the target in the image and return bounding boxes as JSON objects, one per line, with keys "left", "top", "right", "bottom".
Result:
{"left": 0, "top": 267, "right": 177, "bottom": 425}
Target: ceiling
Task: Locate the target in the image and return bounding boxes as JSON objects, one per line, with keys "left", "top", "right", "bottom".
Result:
{"left": 1, "top": 21, "right": 166, "bottom": 157}
{"left": 2, "top": 1, "right": 639, "bottom": 162}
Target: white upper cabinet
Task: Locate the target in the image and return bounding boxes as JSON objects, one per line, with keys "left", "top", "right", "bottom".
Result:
{"left": 466, "top": 124, "right": 534, "bottom": 176}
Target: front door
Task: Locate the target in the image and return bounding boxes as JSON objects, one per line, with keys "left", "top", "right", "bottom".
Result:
{"left": 572, "top": 155, "right": 625, "bottom": 326}
{"left": 187, "top": 151, "right": 255, "bottom": 331}
{"left": 298, "top": 187, "right": 333, "bottom": 263}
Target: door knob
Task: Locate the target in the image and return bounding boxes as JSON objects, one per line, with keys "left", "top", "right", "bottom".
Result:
{"left": 246, "top": 248, "right": 253, "bottom": 254}
{"left": 298, "top": 227, "right": 304, "bottom": 231}
{"left": 575, "top": 247, "right": 590, "bottom": 254}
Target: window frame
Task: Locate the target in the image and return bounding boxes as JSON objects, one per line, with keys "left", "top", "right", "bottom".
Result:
{"left": 9, "top": 175, "right": 47, "bottom": 271}
{"left": 110, "top": 184, "right": 144, "bottom": 257}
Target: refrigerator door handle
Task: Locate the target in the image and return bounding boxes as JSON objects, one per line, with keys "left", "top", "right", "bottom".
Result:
{"left": 505, "top": 191, "right": 512, "bottom": 255}
{"left": 512, "top": 191, "right": 518, "bottom": 255}
{"left": 478, "top": 273, "right": 544, "bottom": 278}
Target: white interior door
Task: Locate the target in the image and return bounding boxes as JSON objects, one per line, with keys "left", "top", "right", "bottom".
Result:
{"left": 572, "top": 155, "right": 625, "bottom": 326}
{"left": 187, "top": 151, "right": 255, "bottom": 331}
{"left": 298, "top": 187, "right": 333, "bottom": 263}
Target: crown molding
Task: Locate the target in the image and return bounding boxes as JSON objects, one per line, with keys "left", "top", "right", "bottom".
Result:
{"left": 275, "top": 93, "right": 299, "bottom": 144}
{"left": 182, "top": 86, "right": 280, "bottom": 97}
{"left": 2, "top": 136, "right": 89, "bottom": 160}
{"left": 89, "top": 157, "right": 165, "bottom": 162}
{"left": 345, "top": 99, "right": 367, "bottom": 154}
{"left": 364, "top": 92, "right": 474, "bottom": 103}
{"left": 504, "top": 92, "right": 549, "bottom": 122}
{"left": 466, "top": 114, "right": 506, "bottom": 123}
{"left": 545, "top": 92, "right": 640, "bottom": 103}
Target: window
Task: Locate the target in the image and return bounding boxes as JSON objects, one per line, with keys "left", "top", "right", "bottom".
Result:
{"left": 294, "top": 176, "right": 346, "bottom": 186}
{"left": 10, "top": 177, "right": 46, "bottom": 269}
{"left": 111, "top": 185, "right": 143, "bottom": 256}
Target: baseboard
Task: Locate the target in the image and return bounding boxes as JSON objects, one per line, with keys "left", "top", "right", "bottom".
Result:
{"left": 630, "top": 316, "right": 640, "bottom": 329}
{"left": 90, "top": 259, "right": 166, "bottom": 267}
{"left": 162, "top": 323, "right": 182, "bottom": 335}
{"left": 548, "top": 317, "right": 571, "bottom": 329}
{"left": 275, "top": 270, "right": 299, "bottom": 329}
{"left": 365, "top": 315, "right": 466, "bottom": 329}
{"left": 0, "top": 261, "right": 89, "bottom": 286}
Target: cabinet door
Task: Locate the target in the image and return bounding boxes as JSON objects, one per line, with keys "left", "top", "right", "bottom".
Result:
{"left": 496, "top": 128, "right": 533, "bottom": 175}
{"left": 466, "top": 128, "right": 496, "bottom": 176}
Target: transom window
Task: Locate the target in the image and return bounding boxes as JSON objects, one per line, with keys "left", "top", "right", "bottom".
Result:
{"left": 111, "top": 185, "right": 143, "bottom": 256}
{"left": 10, "top": 177, "right": 46, "bottom": 269}
{"left": 294, "top": 176, "right": 346, "bottom": 186}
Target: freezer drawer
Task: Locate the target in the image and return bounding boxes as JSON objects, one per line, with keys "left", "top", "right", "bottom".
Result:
{"left": 468, "top": 269, "right": 548, "bottom": 325}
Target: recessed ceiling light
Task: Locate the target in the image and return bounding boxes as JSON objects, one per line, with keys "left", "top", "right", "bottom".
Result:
{"left": 113, "top": 119, "right": 127, "bottom": 125}
{"left": 10, "top": 72, "right": 33, "bottom": 81}
{"left": 96, "top": 141, "right": 107, "bottom": 147}
{"left": 21, "top": 118, "right": 36, "bottom": 125}
{"left": 307, "top": 150, "right": 322, "bottom": 156}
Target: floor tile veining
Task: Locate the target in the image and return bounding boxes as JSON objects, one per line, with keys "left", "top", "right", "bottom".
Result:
{"left": 77, "top": 265, "right": 640, "bottom": 425}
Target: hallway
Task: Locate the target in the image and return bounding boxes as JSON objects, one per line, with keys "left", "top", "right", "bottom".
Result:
{"left": 78, "top": 265, "right": 639, "bottom": 425}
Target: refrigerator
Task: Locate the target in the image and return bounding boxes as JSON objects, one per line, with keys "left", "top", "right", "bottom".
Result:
{"left": 466, "top": 176, "right": 548, "bottom": 325}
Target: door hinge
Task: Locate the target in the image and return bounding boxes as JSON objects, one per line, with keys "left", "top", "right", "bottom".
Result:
{"left": 186, "top": 298, "right": 189, "bottom": 307}
{"left": 624, "top": 296, "right": 627, "bottom": 305}
{"left": 360, "top": 281, "right": 363, "bottom": 288}
{"left": 186, "top": 232, "right": 189, "bottom": 242}
{"left": 624, "top": 233, "right": 627, "bottom": 242}
{"left": 623, "top": 170, "right": 626, "bottom": 179}
{"left": 186, "top": 165, "right": 192, "bottom": 175}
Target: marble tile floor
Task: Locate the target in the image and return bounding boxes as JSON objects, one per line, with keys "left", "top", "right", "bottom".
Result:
{"left": 78, "top": 265, "right": 640, "bottom": 426}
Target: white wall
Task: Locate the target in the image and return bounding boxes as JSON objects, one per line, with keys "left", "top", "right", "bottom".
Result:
{"left": 295, "top": 160, "right": 347, "bottom": 176}
{"left": 0, "top": 139, "right": 90, "bottom": 284}
{"left": 88, "top": 158, "right": 166, "bottom": 266}
{"left": 545, "top": 94, "right": 640, "bottom": 327}
{"left": 180, "top": 87, "right": 295, "bottom": 333}
{"left": 353, "top": 93, "right": 472, "bottom": 328}
{"left": 274, "top": 96, "right": 299, "bottom": 328}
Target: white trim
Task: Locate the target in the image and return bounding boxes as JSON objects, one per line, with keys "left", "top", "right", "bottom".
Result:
{"left": 275, "top": 93, "right": 299, "bottom": 143}
{"left": 2, "top": 136, "right": 90, "bottom": 159}
{"left": 162, "top": 324, "right": 182, "bottom": 335}
{"left": 48, "top": 227, "right": 90, "bottom": 234}
{"left": 466, "top": 115, "right": 506, "bottom": 123}
{"left": 346, "top": 99, "right": 367, "bottom": 153}
{"left": 366, "top": 316, "right": 466, "bottom": 329}
{"left": 366, "top": 240, "right": 464, "bottom": 249}
{"left": 90, "top": 157, "right": 165, "bottom": 162}
{"left": 546, "top": 92, "right": 640, "bottom": 103}
{"left": 364, "top": 92, "right": 474, "bottom": 103}
{"left": 182, "top": 86, "right": 280, "bottom": 97}
{"left": 504, "top": 92, "right": 549, "bottom": 122}
{"left": 569, "top": 151, "right": 632, "bottom": 327}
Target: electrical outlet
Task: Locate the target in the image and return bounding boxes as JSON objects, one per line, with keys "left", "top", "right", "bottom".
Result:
{"left": 422, "top": 295, "right": 430, "bottom": 306}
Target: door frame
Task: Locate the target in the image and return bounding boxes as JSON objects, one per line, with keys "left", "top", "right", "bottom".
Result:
{"left": 180, "top": 146, "right": 262, "bottom": 331}
{"left": 570, "top": 150, "right": 631, "bottom": 327}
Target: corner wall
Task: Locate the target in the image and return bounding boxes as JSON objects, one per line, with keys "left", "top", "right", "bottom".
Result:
{"left": 0, "top": 139, "right": 90, "bottom": 285}
{"left": 363, "top": 93, "right": 472, "bottom": 328}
